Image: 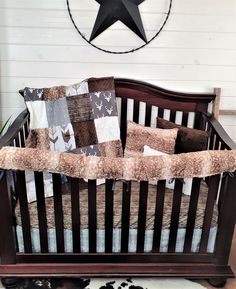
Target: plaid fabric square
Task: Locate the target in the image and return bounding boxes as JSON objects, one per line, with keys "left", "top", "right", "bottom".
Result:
{"left": 23, "top": 77, "right": 122, "bottom": 157}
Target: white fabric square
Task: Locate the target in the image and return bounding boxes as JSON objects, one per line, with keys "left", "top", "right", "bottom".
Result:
{"left": 94, "top": 116, "right": 120, "bottom": 143}
{"left": 26, "top": 101, "right": 49, "bottom": 129}
{"left": 143, "top": 145, "right": 193, "bottom": 195}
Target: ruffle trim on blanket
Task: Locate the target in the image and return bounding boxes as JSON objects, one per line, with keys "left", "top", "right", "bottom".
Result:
{"left": 0, "top": 147, "right": 236, "bottom": 181}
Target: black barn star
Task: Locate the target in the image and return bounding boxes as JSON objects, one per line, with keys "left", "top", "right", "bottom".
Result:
{"left": 90, "top": 0, "right": 147, "bottom": 43}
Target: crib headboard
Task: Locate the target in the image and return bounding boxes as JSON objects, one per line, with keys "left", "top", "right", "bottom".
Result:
{"left": 114, "top": 78, "right": 218, "bottom": 147}
{"left": 115, "top": 78, "right": 217, "bottom": 112}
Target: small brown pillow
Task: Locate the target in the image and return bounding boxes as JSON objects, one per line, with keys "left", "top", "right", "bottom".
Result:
{"left": 124, "top": 120, "right": 178, "bottom": 158}
{"left": 156, "top": 117, "right": 208, "bottom": 153}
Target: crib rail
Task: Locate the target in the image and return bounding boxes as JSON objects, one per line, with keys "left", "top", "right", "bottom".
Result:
{"left": 205, "top": 113, "right": 236, "bottom": 151}
{"left": 0, "top": 109, "right": 29, "bottom": 149}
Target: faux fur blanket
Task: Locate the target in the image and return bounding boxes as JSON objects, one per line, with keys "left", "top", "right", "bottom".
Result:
{"left": 0, "top": 147, "right": 236, "bottom": 181}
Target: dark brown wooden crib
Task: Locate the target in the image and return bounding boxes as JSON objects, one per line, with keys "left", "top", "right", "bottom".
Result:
{"left": 0, "top": 78, "right": 236, "bottom": 288}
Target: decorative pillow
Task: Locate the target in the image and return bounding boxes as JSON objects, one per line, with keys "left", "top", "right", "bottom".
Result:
{"left": 143, "top": 145, "right": 193, "bottom": 195}
{"left": 124, "top": 120, "right": 178, "bottom": 158}
{"left": 156, "top": 117, "right": 208, "bottom": 153}
{"left": 23, "top": 77, "right": 123, "bottom": 158}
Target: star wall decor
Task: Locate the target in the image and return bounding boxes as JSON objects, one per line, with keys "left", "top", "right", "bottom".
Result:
{"left": 66, "top": 0, "right": 173, "bottom": 54}
{"left": 90, "top": 0, "right": 147, "bottom": 43}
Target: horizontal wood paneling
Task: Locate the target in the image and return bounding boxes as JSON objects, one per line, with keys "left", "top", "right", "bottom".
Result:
{"left": 1, "top": 27, "right": 236, "bottom": 49}
{"left": 0, "top": 0, "right": 235, "bottom": 15}
{"left": 1, "top": 45, "right": 236, "bottom": 66}
{"left": 1, "top": 9, "right": 236, "bottom": 33}
{"left": 1, "top": 61, "right": 235, "bottom": 81}
{"left": 0, "top": 0, "right": 235, "bottom": 142}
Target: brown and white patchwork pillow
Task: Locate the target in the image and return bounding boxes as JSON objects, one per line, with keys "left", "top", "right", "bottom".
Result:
{"left": 124, "top": 121, "right": 178, "bottom": 158}
{"left": 156, "top": 117, "right": 208, "bottom": 153}
{"left": 24, "top": 77, "right": 123, "bottom": 158}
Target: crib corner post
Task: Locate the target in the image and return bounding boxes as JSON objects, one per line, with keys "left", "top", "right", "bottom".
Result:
{"left": 214, "top": 171, "right": 236, "bottom": 265}
{"left": 1, "top": 278, "right": 19, "bottom": 289}
{"left": 207, "top": 278, "right": 227, "bottom": 288}
{"left": 0, "top": 170, "right": 16, "bottom": 264}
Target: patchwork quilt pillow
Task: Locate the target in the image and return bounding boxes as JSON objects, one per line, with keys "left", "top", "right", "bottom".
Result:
{"left": 124, "top": 120, "right": 178, "bottom": 158}
{"left": 23, "top": 77, "right": 123, "bottom": 157}
{"left": 156, "top": 117, "right": 208, "bottom": 153}
{"left": 143, "top": 145, "right": 193, "bottom": 195}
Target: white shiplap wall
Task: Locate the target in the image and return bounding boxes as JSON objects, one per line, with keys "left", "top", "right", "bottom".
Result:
{"left": 0, "top": 0, "right": 236, "bottom": 140}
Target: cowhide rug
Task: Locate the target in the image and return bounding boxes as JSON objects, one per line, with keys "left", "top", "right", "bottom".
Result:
{"left": 0, "top": 278, "right": 206, "bottom": 289}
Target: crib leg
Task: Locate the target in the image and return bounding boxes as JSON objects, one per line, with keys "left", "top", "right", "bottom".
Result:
{"left": 207, "top": 278, "right": 227, "bottom": 288}
{"left": 1, "top": 278, "right": 19, "bottom": 289}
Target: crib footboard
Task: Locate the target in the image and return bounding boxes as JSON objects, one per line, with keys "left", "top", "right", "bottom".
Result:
{"left": 0, "top": 168, "right": 236, "bottom": 281}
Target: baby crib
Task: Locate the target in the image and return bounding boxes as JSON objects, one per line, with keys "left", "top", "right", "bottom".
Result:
{"left": 0, "top": 78, "right": 236, "bottom": 288}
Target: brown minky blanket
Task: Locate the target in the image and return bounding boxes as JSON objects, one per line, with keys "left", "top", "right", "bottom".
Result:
{"left": 15, "top": 180, "right": 217, "bottom": 230}
{"left": 1, "top": 147, "right": 236, "bottom": 181}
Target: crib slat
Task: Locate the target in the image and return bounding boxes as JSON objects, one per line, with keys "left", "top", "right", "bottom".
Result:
{"left": 105, "top": 180, "right": 114, "bottom": 253}
{"left": 193, "top": 112, "right": 201, "bottom": 129}
{"left": 52, "top": 173, "right": 65, "bottom": 253}
{"left": 183, "top": 178, "right": 201, "bottom": 253}
{"left": 120, "top": 98, "right": 128, "bottom": 149}
{"left": 137, "top": 181, "right": 148, "bottom": 253}
{"left": 168, "top": 179, "right": 183, "bottom": 253}
{"left": 0, "top": 171, "right": 17, "bottom": 263}
{"left": 71, "top": 177, "right": 81, "bottom": 253}
{"left": 152, "top": 180, "right": 166, "bottom": 253}
{"left": 15, "top": 135, "right": 20, "bottom": 147}
{"left": 145, "top": 103, "right": 152, "bottom": 126}
{"left": 19, "top": 129, "right": 25, "bottom": 147}
{"left": 34, "top": 172, "right": 48, "bottom": 253}
{"left": 158, "top": 107, "right": 164, "bottom": 118}
{"left": 208, "top": 130, "right": 215, "bottom": 150}
{"left": 169, "top": 110, "right": 176, "bottom": 123}
{"left": 16, "top": 171, "right": 32, "bottom": 253}
{"left": 214, "top": 136, "right": 220, "bottom": 150}
{"left": 181, "top": 112, "right": 188, "bottom": 127}
{"left": 24, "top": 120, "right": 29, "bottom": 139}
{"left": 199, "top": 174, "right": 220, "bottom": 253}
{"left": 217, "top": 172, "right": 227, "bottom": 212}
{"left": 121, "top": 181, "right": 131, "bottom": 253}
{"left": 88, "top": 180, "right": 97, "bottom": 253}
{"left": 200, "top": 114, "right": 207, "bottom": 130}
{"left": 133, "top": 100, "right": 140, "bottom": 123}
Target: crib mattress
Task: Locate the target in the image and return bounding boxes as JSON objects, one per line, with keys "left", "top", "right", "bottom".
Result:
{"left": 16, "top": 226, "right": 217, "bottom": 253}
{"left": 15, "top": 180, "right": 218, "bottom": 230}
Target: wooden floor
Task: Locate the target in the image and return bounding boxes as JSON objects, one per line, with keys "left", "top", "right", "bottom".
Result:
{"left": 197, "top": 225, "right": 236, "bottom": 288}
